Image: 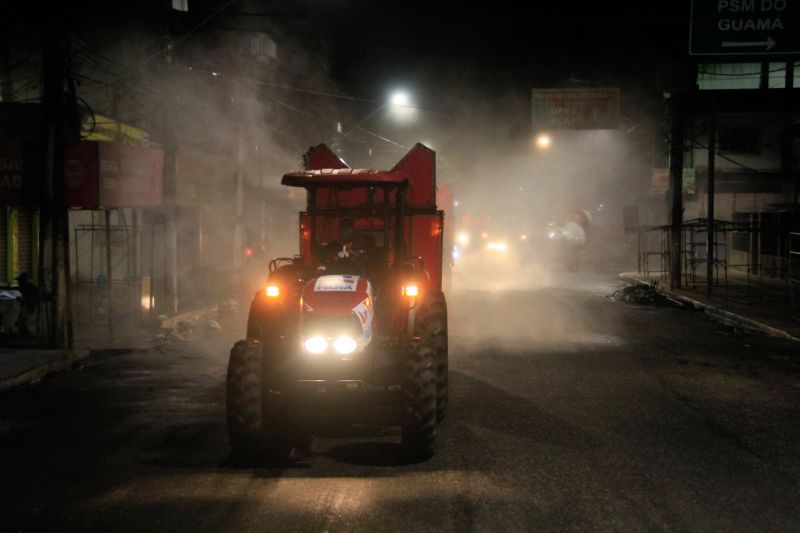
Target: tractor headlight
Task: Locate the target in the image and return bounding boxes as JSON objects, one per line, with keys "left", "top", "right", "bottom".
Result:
{"left": 332, "top": 336, "right": 358, "bottom": 354}
{"left": 304, "top": 336, "right": 328, "bottom": 354}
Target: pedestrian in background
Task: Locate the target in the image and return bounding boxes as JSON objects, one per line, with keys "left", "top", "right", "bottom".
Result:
{"left": 15, "top": 272, "right": 39, "bottom": 337}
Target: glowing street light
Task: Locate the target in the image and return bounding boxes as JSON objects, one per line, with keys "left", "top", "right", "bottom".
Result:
{"left": 338, "top": 88, "right": 415, "bottom": 141}
{"left": 387, "top": 89, "right": 416, "bottom": 123}
{"left": 389, "top": 90, "right": 411, "bottom": 107}
{"left": 535, "top": 133, "right": 552, "bottom": 149}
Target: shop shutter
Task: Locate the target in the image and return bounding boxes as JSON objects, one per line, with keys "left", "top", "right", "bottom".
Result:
{"left": 17, "top": 208, "right": 33, "bottom": 279}
{"left": 0, "top": 209, "right": 6, "bottom": 284}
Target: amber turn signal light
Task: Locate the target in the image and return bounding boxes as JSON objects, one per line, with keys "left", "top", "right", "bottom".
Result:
{"left": 266, "top": 285, "right": 280, "bottom": 298}
{"left": 402, "top": 285, "right": 419, "bottom": 297}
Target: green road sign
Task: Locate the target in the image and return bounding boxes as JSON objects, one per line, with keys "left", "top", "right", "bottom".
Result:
{"left": 690, "top": 0, "right": 800, "bottom": 56}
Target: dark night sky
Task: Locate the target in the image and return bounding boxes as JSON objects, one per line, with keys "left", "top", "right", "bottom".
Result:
{"left": 15, "top": 1, "right": 694, "bottom": 97}
{"left": 200, "top": 0, "right": 693, "bottom": 100}
{"left": 8, "top": 0, "right": 695, "bottom": 156}
{"left": 160, "top": 0, "right": 694, "bottom": 165}
{"left": 281, "top": 1, "right": 691, "bottom": 95}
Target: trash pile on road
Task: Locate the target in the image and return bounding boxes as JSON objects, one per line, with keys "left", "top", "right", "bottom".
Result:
{"left": 608, "top": 282, "right": 684, "bottom": 307}
{"left": 155, "top": 328, "right": 187, "bottom": 343}
{"left": 154, "top": 302, "right": 231, "bottom": 344}
{"left": 219, "top": 299, "right": 239, "bottom": 314}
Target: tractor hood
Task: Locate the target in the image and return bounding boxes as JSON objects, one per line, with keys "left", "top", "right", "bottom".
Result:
{"left": 301, "top": 275, "right": 375, "bottom": 348}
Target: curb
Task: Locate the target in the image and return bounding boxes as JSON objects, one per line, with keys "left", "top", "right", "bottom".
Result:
{"left": 619, "top": 274, "right": 800, "bottom": 343}
{"left": 1, "top": 302, "right": 225, "bottom": 393}
{"left": 0, "top": 349, "right": 91, "bottom": 394}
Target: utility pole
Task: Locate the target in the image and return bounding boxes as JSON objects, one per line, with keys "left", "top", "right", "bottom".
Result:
{"left": 668, "top": 93, "right": 685, "bottom": 290}
{"left": 105, "top": 208, "right": 114, "bottom": 335}
{"left": 1, "top": 23, "right": 13, "bottom": 102}
{"left": 63, "top": 47, "right": 78, "bottom": 349}
{"left": 232, "top": 79, "right": 245, "bottom": 294}
{"left": 163, "top": 137, "right": 179, "bottom": 315}
{"left": 706, "top": 99, "right": 716, "bottom": 298}
{"left": 41, "top": 31, "right": 72, "bottom": 348}
{"left": 160, "top": 33, "right": 179, "bottom": 315}
{"left": 783, "top": 62, "right": 797, "bottom": 205}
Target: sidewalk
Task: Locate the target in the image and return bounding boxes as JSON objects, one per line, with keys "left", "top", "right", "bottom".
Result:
{"left": 620, "top": 271, "right": 800, "bottom": 342}
{"left": 0, "top": 301, "right": 226, "bottom": 394}
{"left": 0, "top": 348, "right": 89, "bottom": 393}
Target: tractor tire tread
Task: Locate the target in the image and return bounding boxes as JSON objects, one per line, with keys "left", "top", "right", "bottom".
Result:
{"left": 400, "top": 341, "right": 437, "bottom": 462}
{"left": 416, "top": 292, "right": 448, "bottom": 423}
{"left": 226, "top": 340, "right": 265, "bottom": 458}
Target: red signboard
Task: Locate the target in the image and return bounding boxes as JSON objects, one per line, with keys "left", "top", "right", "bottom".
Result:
{"left": 64, "top": 141, "right": 99, "bottom": 208}
{"left": 532, "top": 88, "right": 619, "bottom": 130}
{"left": 652, "top": 168, "right": 669, "bottom": 195}
{"left": 98, "top": 143, "right": 163, "bottom": 207}
{"left": 0, "top": 140, "right": 163, "bottom": 208}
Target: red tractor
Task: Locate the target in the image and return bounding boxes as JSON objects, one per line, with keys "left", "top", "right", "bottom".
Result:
{"left": 226, "top": 143, "right": 448, "bottom": 462}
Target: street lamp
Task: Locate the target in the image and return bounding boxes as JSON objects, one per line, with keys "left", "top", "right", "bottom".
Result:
{"left": 534, "top": 132, "right": 552, "bottom": 149}
{"left": 339, "top": 88, "right": 416, "bottom": 141}
{"left": 390, "top": 90, "right": 410, "bottom": 107}
{"left": 388, "top": 89, "right": 416, "bottom": 123}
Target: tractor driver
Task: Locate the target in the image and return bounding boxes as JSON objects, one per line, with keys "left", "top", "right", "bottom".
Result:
{"left": 336, "top": 218, "right": 359, "bottom": 260}
{"left": 320, "top": 218, "right": 362, "bottom": 264}
{"left": 330, "top": 219, "right": 384, "bottom": 269}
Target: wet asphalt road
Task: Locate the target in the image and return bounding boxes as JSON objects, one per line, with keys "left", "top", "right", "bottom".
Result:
{"left": 1, "top": 272, "right": 800, "bottom": 532}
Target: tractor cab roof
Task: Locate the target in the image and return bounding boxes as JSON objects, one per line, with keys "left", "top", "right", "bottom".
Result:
{"left": 281, "top": 169, "right": 409, "bottom": 189}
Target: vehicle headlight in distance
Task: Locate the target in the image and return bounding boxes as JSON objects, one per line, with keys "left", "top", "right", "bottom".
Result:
{"left": 304, "top": 336, "right": 327, "bottom": 354}
{"left": 333, "top": 336, "right": 358, "bottom": 354}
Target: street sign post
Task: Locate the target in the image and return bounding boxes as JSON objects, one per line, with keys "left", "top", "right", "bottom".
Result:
{"left": 531, "top": 88, "right": 619, "bottom": 131}
{"left": 690, "top": 0, "right": 800, "bottom": 56}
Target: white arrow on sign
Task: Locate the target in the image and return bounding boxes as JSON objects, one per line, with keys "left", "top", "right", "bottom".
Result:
{"left": 721, "top": 36, "right": 776, "bottom": 50}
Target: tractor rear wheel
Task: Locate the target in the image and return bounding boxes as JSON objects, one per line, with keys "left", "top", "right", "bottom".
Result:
{"left": 400, "top": 340, "right": 437, "bottom": 462}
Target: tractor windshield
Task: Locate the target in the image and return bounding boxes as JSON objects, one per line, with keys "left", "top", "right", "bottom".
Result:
{"left": 313, "top": 214, "right": 393, "bottom": 273}
{"left": 282, "top": 170, "right": 409, "bottom": 273}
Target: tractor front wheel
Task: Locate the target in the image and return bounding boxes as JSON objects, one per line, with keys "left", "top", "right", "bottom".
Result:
{"left": 400, "top": 341, "right": 437, "bottom": 462}
{"left": 226, "top": 339, "right": 266, "bottom": 459}
{"left": 417, "top": 292, "right": 448, "bottom": 422}
{"left": 226, "top": 339, "right": 309, "bottom": 462}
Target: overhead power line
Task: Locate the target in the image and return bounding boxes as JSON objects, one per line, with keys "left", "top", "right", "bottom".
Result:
{"left": 688, "top": 137, "right": 765, "bottom": 175}
{"left": 149, "top": 0, "right": 239, "bottom": 64}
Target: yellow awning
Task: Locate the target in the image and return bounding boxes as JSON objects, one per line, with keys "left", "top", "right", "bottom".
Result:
{"left": 84, "top": 114, "right": 151, "bottom": 146}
